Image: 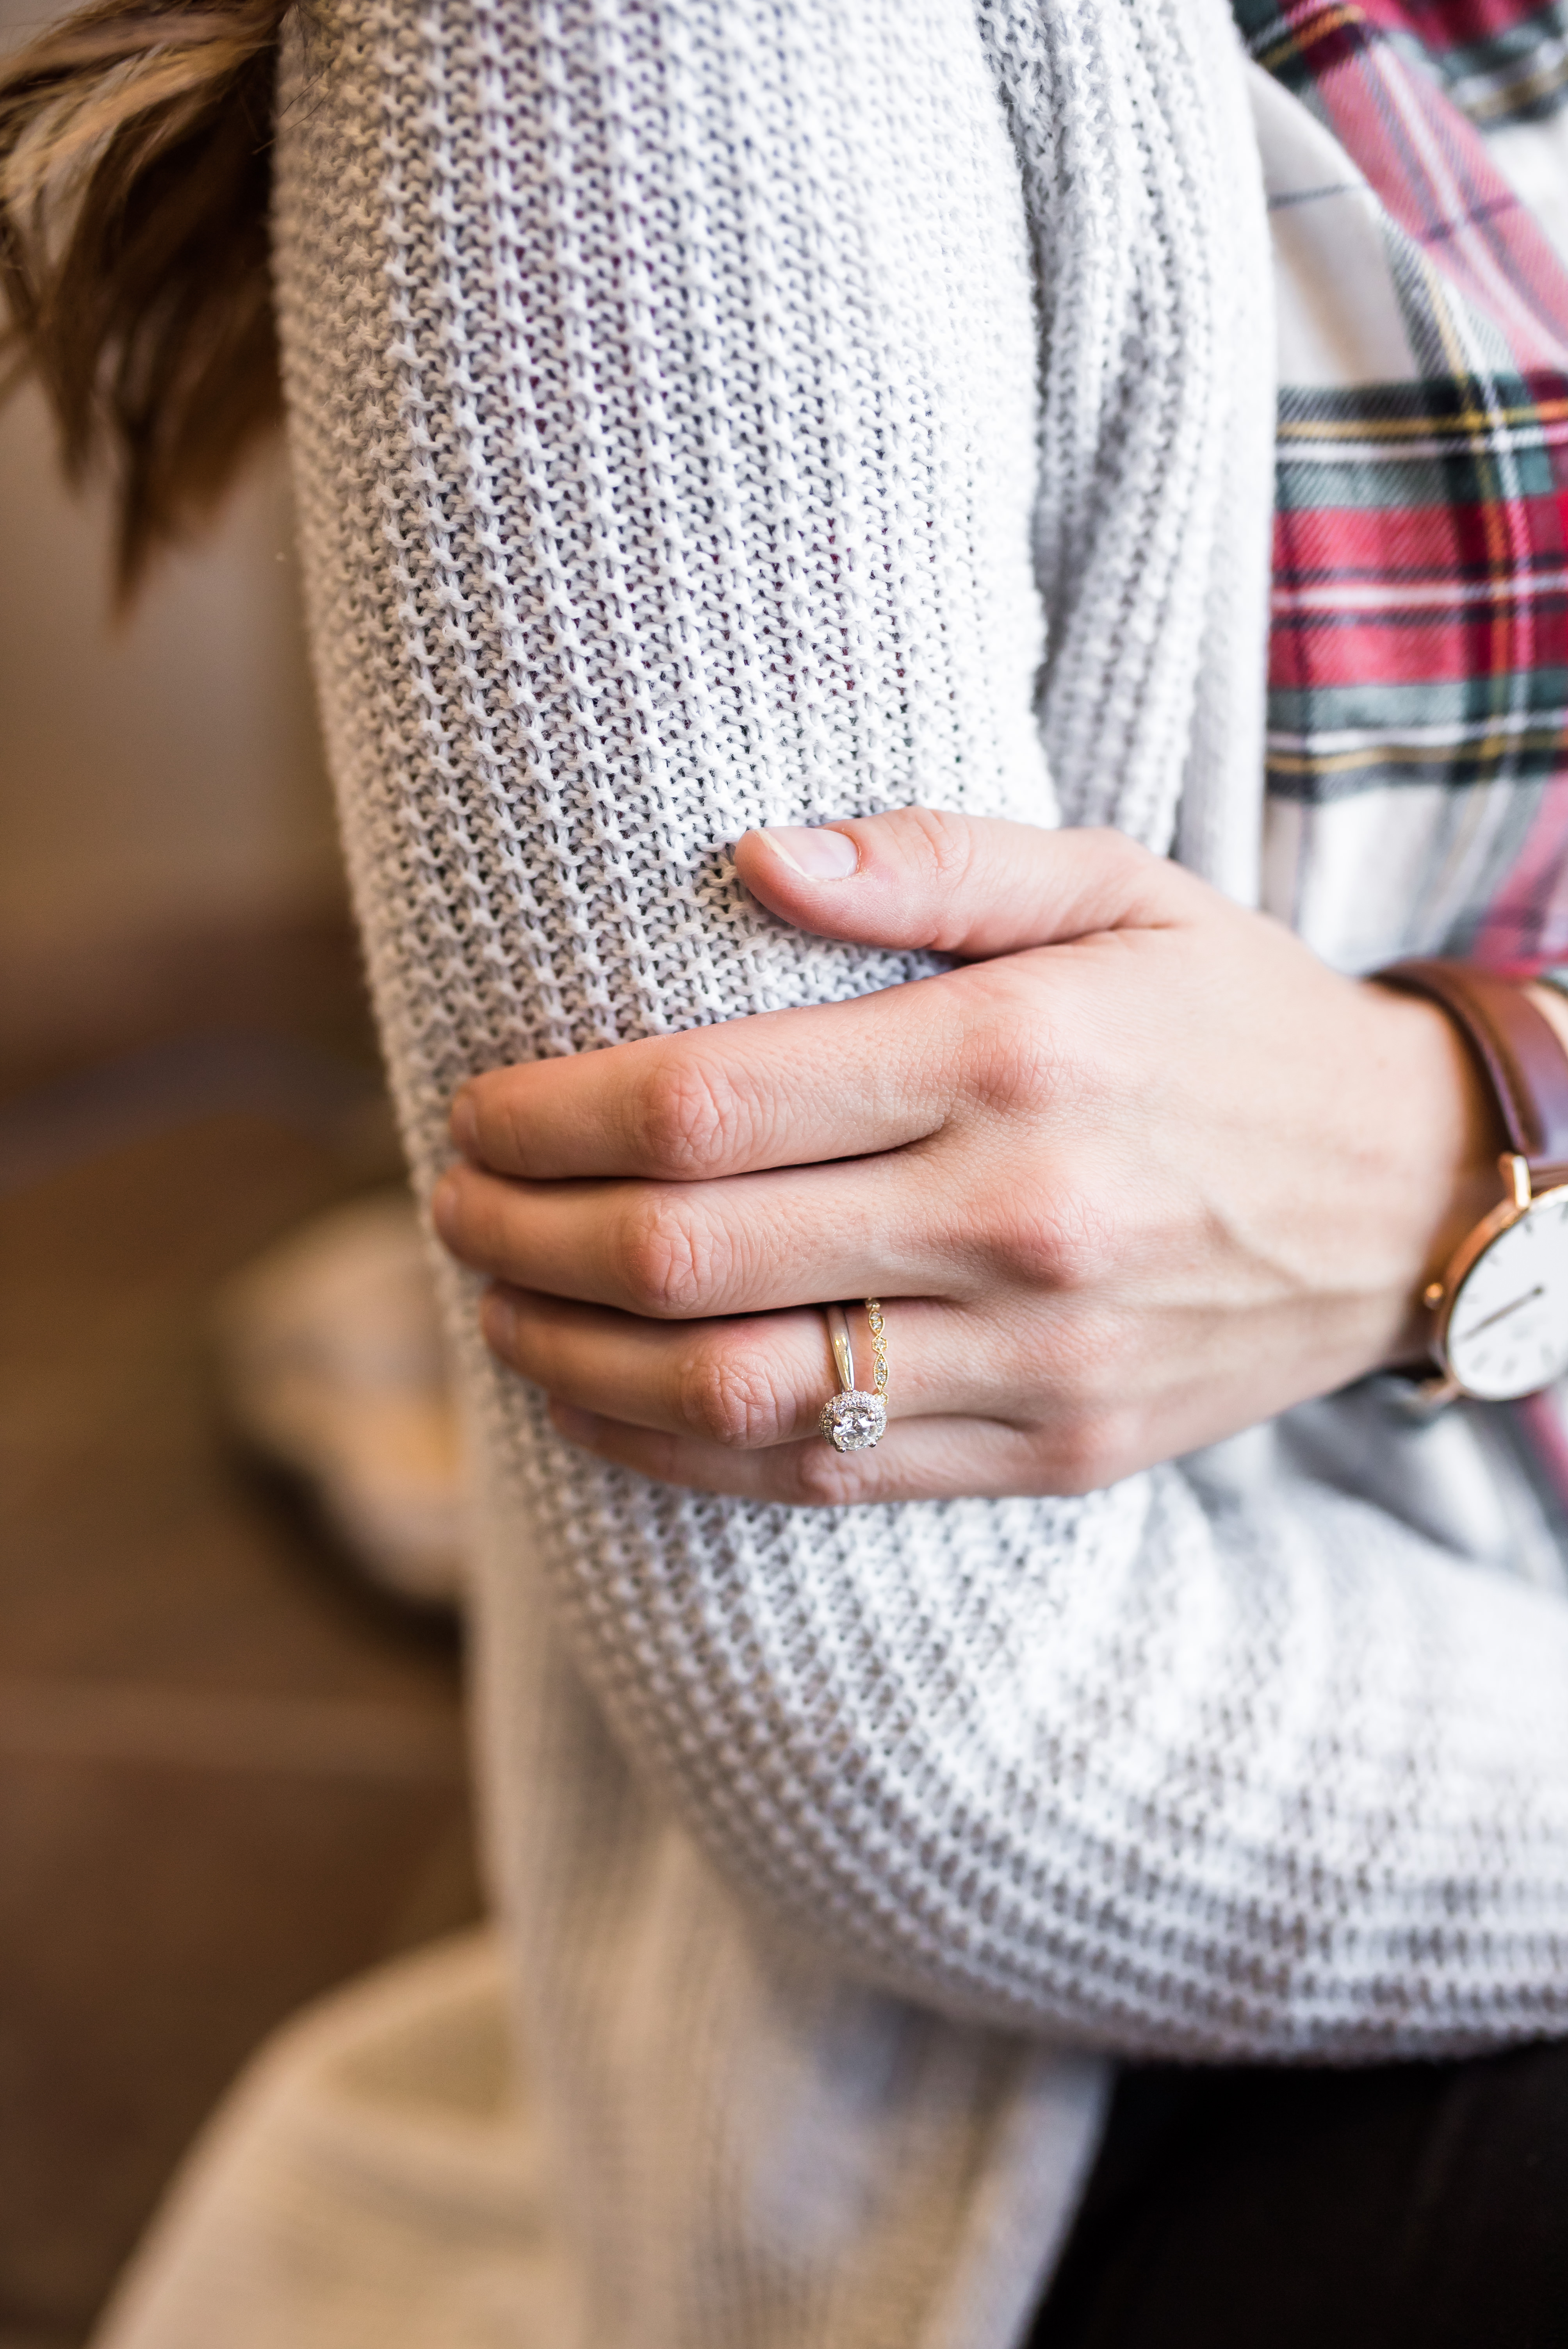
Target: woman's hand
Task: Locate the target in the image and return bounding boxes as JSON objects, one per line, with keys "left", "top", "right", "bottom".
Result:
{"left": 431, "top": 810, "right": 1501, "bottom": 1503}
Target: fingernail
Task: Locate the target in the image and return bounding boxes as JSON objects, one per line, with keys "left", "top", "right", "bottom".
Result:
{"left": 430, "top": 1171, "right": 460, "bottom": 1241}
{"left": 761, "top": 824, "right": 859, "bottom": 879}
{"left": 550, "top": 1401, "right": 603, "bottom": 1445}
{"left": 479, "top": 1287, "right": 517, "bottom": 1354}
{"left": 450, "top": 1087, "right": 479, "bottom": 1158}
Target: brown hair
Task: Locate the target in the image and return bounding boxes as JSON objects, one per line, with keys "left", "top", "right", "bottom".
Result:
{"left": 0, "top": 0, "right": 294, "bottom": 593}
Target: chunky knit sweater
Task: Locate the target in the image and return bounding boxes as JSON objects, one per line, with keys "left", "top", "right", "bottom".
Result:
{"left": 262, "top": 3, "right": 1568, "bottom": 2344}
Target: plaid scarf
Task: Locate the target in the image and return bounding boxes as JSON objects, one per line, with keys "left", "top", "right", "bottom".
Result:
{"left": 1236, "top": 0, "right": 1568, "bottom": 976}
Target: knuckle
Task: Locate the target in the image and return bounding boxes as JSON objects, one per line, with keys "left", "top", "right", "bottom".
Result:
{"left": 992, "top": 1184, "right": 1119, "bottom": 1293}
{"left": 615, "top": 1193, "right": 713, "bottom": 1317}
{"left": 676, "top": 1335, "right": 792, "bottom": 1448}
{"left": 632, "top": 1047, "right": 751, "bottom": 1179}
{"left": 950, "top": 957, "right": 1090, "bottom": 1120}
{"left": 902, "top": 804, "right": 980, "bottom": 891}
{"left": 964, "top": 992, "right": 1066, "bottom": 1119}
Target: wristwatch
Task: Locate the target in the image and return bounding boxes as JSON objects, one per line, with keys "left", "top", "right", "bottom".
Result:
{"left": 1375, "top": 958, "right": 1568, "bottom": 1403}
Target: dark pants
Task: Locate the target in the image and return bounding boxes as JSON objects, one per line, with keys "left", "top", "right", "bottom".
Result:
{"left": 1028, "top": 2042, "right": 1568, "bottom": 2348}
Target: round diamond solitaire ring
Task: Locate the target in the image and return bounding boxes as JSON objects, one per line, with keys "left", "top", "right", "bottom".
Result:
{"left": 820, "top": 1301, "right": 889, "bottom": 1452}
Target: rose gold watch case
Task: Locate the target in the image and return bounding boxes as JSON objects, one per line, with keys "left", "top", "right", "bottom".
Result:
{"left": 1420, "top": 1153, "right": 1568, "bottom": 1404}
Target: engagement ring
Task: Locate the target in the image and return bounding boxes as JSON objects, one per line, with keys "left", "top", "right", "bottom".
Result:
{"left": 820, "top": 1300, "right": 889, "bottom": 1451}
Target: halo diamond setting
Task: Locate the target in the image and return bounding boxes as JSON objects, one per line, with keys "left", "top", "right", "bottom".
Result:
{"left": 820, "top": 1389, "right": 887, "bottom": 1452}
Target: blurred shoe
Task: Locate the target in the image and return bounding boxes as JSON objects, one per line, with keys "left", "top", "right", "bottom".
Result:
{"left": 214, "top": 1192, "right": 467, "bottom": 1609}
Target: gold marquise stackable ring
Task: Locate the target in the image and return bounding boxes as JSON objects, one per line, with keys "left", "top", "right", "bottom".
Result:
{"left": 820, "top": 1300, "right": 889, "bottom": 1452}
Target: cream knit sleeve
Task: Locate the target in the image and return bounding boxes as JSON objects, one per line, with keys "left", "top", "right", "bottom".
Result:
{"left": 273, "top": 0, "right": 1568, "bottom": 2058}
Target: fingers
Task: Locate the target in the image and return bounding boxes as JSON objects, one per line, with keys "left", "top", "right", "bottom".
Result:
{"left": 432, "top": 1150, "right": 960, "bottom": 1319}
{"left": 485, "top": 1285, "right": 1138, "bottom": 1497}
{"left": 479, "top": 1290, "right": 996, "bottom": 1443}
{"left": 450, "top": 978, "right": 962, "bottom": 1182}
{"left": 732, "top": 807, "right": 1199, "bottom": 961}
{"left": 449, "top": 813, "right": 1206, "bottom": 1187}
{"left": 544, "top": 1402, "right": 1052, "bottom": 1506}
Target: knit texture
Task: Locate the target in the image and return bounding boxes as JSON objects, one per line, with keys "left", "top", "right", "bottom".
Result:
{"left": 271, "top": 4, "right": 1568, "bottom": 2344}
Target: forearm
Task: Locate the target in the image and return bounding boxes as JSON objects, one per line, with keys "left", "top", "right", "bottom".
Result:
{"left": 524, "top": 1445, "right": 1568, "bottom": 2057}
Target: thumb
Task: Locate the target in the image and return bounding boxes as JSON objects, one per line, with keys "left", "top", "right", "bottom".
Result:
{"left": 732, "top": 807, "right": 1196, "bottom": 959}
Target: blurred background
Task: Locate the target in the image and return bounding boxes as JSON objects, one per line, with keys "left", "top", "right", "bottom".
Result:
{"left": 1, "top": 9, "right": 482, "bottom": 2340}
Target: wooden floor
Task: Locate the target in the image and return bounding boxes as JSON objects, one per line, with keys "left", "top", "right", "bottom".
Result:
{"left": 0, "top": 939, "right": 481, "bottom": 2347}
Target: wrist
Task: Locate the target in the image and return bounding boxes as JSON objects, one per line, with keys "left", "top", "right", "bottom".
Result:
{"left": 1362, "top": 985, "right": 1506, "bottom": 1371}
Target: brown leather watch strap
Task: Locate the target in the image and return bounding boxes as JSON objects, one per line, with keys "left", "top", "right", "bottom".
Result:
{"left": 1374, "top": 957, "right": 1568, "bottom": 1186}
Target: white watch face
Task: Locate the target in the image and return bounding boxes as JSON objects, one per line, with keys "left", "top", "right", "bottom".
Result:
{"left": 1446, "top": 1189, "right": 1568, "bottom": 1400}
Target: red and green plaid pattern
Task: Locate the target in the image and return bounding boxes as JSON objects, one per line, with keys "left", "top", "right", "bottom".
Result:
{"left": 1236, "top": 0, "right": 1568, "bottom": 972}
